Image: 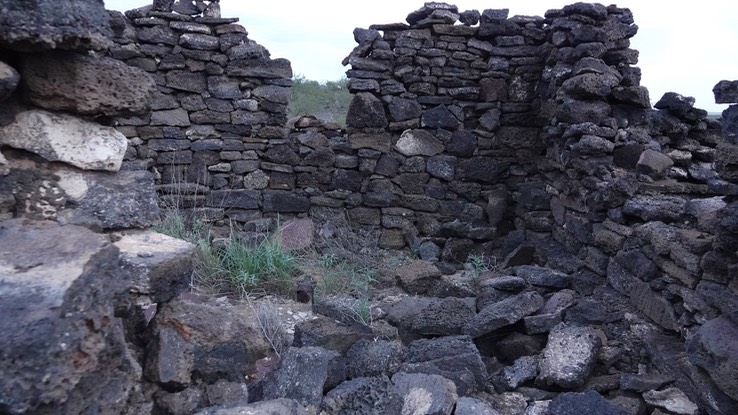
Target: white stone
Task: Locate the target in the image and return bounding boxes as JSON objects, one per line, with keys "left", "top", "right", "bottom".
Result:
{"left": 0, "top": 110, "right": 126, "bottom": 171}
{"left": 208, "top": 162, "right": 232, "bottom": 172}
{"left": 537, "top": 323, "right": 601, "bottom": 388}
{"left": 643, "top": 387, "right": 699, "bottom": 415}
{"left": 0, "top": 149, "right": 8, "bottom": 175}
{"left": 244, "top": 169, "right": 269, "bottom": 189}
{"left": 395, "top": 129, "right": 444, "bottom": 156}
{"left": 114, "top": 230, "right": 196, "bottom": 300}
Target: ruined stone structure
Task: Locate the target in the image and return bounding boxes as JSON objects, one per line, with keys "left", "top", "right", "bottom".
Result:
{"left": 2, "top": 0, "right": 738, "bottom": 414}
{"left": 108, "top": 3, "right": 294, "bottom": 217}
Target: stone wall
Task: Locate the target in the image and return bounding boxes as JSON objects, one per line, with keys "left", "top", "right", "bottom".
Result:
{"left": 110, "top": 2, "right": 738, "bottom": 408}
{"left": 2, "top": 0, "right": 738, "bottom": 413}
{"left": 339, "top": 2, "right": 738, "bottom": 411}
{"left": 0, "top": 1, "right": 199, "bottom": 413}
{"left": 107, "top": 2, "right": 293, "bottom": 218}
{"left": 335, "top": 2, "right": 736, "bottom": 336}
{"left": 114, "top": 1, "right": 737, "bottom": 338}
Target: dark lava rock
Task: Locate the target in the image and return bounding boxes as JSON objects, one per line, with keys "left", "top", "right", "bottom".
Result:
{"left": 346, "top": 92, "right": 388, "bottom": 129}
{"left": 293, "top": 316, "right": 375, "bottom": 355}
{"left": 411, "top": 297, "right": 476, "bottom": 336}
{"left": 346, "top": 339, "right": 403, "bottom": 379}
{"left": 686, "top": 316, "right": 738, "bottom": 401}
{"left": 547, "top": 390, "right": 629, "bottom": 415}
{"left": 0, "top": 0, "right": 113, "bottom": 52}
{"left": 714, "top": 80, "right": 738, "bottom": 104}
{"left": 400, "top": 335, "right": 487, "bottom": 395}
{"left": 0, "top": 219, "right": 138, "bottom": 414}
{"left": 515, "top": 265, "right": 572, "bottom": 288}
{"left": 464, "top": 291, "right": 544, "bottom": 338}
{"left": 262, "top": 346, "right": 346, "bottom": 407}
{"left": 320, "top": 376, "right": 403, "bottom": 414}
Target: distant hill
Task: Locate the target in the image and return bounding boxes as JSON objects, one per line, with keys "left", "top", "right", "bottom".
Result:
{"left": 288, "top": 75, "right": 352, "bottom": 126}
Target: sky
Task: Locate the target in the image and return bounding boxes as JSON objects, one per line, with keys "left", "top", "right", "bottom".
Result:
{"left": 105, "top": 1, "right": 738, "bottom": 112}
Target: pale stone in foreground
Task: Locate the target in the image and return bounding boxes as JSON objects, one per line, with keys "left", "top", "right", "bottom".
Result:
{"left": 0, "top": 109, "right": 127, "bottom": 171}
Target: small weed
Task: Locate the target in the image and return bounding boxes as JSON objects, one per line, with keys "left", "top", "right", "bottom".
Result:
{"left": 316, "top": 254, "right": 377, "bottom": 297}
{"left": 352, "top": 297, "right": 372, "bottom": 326}
{"left": 466, "top": 254, "right": 493, "bottom": 279}
{"left": 249, "top": 298, "right": 289, "bottom": 357}
{"left": 221, "top": 236, "right": 299, "bottom": 296}
{"left": 154, "top": 209, "right": 209, "bottom": 243}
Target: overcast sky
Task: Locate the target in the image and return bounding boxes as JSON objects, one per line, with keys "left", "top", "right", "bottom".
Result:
{"left": 106, "top": 1, "right": 738, "bottom": 112}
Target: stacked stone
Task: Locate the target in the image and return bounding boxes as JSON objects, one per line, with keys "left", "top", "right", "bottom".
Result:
{"left": 0, "top": 1, "right": 199, "bottom": 413}
{"left": 342, "top": 2, "right": 553, "bottom": 255}
{"left": 714, "top": 80, "right": 738, "bottom": 185}
{"left": 532, "top": 5, "right": 737, "bottom": 409}
{"left": 109, "top": 0, "right": 292, "bottom": 217}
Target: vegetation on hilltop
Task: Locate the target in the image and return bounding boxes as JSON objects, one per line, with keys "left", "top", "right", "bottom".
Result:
{"left": 288, "top": 75, "right": 352, "bottom": 126}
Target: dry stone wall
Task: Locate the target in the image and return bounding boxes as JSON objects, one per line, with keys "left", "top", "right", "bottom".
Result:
{"left": 1, "top": 0, "right": 738, "bottom": 413}
{"left": 115, "top": 1, "right": 738, "bottom": 352}
{"left": 339, "top": 2, "right": 738, "bottom": 332}
{"left": 339, "top": 3, "right": 738, "bottom": 411}
{"left": 108, "top": 2, "right": 293, "bottom": 219}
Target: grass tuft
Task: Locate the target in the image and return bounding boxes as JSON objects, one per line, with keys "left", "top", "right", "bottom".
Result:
{"left": 222, "top": 236, "right": 299, "bottom": 296}
{"left": 155, "top": 209, "right": 300, "bottom": 297}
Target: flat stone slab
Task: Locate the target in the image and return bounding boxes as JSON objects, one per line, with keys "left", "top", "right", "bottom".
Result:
{"left": 114, "top": 230, "right": 195, "bottom": 303}
{"left": 392, "top": 372, "right": 458, "bottom": 415}
{"left": 195, "top": 398, "right": 314, "bottom": 415}
{"left": 537, "top": 323, "right": 601, "bottom": 388}
{"left": 643, "top": 388, "right": 699, "bottom": 415}
{"left": 0, "top": 109, "right": 127, "bottom": 171}
{"left": 464, "top": 291, "right": 544, "bottom": 337}
{"left": 0, "top": 219, "right": 127, "bottom": 413}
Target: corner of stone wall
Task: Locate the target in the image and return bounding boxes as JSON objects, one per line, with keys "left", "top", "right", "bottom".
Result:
{"left": 110, "top": 4, "right": 294, "bottom": 226}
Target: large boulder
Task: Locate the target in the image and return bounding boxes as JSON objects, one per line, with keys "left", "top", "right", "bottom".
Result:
{"left": 0, "top": 0, "right": 113, "bottom": 52}
{"left": 400, "top": 335, "right": 488, "bottom": 395}
{"left": 21, "top": 52, "right": 156, "bottom": 117}
{"left": 146, "top": 296, "right": 271, "bottom": 387}
{"left": 686, "top": 316, "right": 738, "bottom": 401}
{"left": 0, "top": 109, "right": 127, "bottom": 171}
{"left": 262, "top": 346, "right": 346, "bottom": 407}
{"left": 0, "top": 219, "right": 140, "bottom": 414}
{"left": 114, "top": 230, "right": 195, "bottom": 303}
